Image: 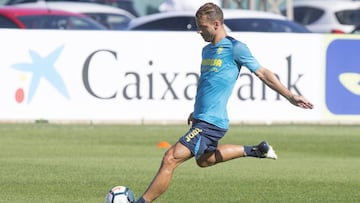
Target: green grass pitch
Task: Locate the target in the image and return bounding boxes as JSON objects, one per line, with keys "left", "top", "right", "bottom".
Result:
{"left": 0, "top": 123, "right": 359, "bottom": 203}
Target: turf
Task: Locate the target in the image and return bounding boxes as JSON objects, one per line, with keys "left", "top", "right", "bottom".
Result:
{"left": 0, "top": 124, "right": 359, "bottom": 203}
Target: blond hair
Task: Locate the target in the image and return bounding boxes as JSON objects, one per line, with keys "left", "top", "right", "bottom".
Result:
{"left": 195, "top": 2, "right": 224, "bottom": 24}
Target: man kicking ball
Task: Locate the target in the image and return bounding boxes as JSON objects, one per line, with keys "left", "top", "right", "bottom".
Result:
{"left": 136, "top": 2, "right": 314, "bottom": 203}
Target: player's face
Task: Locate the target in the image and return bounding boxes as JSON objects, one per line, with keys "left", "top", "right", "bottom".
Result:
{"left": 196, "top": 15, "right": 216, "bottom": 43}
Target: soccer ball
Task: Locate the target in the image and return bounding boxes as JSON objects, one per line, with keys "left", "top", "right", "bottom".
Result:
{"left": 105, "top": 185, "right": 136, "bottom": 203}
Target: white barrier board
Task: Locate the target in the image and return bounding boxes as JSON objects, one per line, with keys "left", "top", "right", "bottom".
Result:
{"left": 0, "top": 30, "right": 358, "bottom": 123}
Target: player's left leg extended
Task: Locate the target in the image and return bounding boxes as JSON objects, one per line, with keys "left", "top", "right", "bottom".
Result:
{"left": 196, "top": 141, "right": 277, "bottom": 167}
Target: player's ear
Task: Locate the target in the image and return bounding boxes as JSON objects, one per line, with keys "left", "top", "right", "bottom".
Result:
{"left": 214, "top": 20, "right": 221, "bottom": 30}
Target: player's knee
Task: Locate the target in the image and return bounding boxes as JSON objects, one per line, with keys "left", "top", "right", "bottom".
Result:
{"left": 161, "top": 149, "right": 176, "bottom": 166}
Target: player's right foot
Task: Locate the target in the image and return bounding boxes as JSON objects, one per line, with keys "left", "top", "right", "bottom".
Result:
{"left": 254, "top": 141, "right": 277, "bottom": 160}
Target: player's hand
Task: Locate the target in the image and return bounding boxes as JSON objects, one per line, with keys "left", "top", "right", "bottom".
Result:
{"left": 288, "top": 95, "right": 314, "bottom": 109}
{"left": 187, "top": 112, "right": 194, "bottom": 125}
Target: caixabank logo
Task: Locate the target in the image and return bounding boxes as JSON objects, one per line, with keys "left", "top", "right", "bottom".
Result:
{"left": 11, "top": 45, "right": 70, "bottom": 104}
{"left": 326, "top": 39, "right": 360, "bottom": 114}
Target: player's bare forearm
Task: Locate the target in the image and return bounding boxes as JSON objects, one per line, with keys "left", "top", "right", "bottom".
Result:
{"left": 255, "top": 67, "right": 292, "bottom": 98}
{"left": 255, "top": 67, "right": 314, "bottom": 109}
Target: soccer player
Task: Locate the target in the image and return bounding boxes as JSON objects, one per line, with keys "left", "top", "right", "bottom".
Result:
{"left": 136, "top": 3, "right": 314, "bottom": 203}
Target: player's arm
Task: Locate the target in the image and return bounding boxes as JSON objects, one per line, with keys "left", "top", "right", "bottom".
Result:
{"left": 254, "top": 67, "right": 314, "bottom": 109}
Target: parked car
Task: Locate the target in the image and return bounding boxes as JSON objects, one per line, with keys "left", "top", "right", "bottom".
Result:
{"left": 4, "top": 0, "right": 139, "bottom": 17}
{"left": 13, "top": 1, "right": 136, "bottom": 29}
{"left": 126, "top": 9, "right": 311, "bottom": 33}
{"left": 351, "top": 24, "right": 360, "bottom": 33}
{"left": 0, "top": 6, "right": 107, "bottom": 29}
{"left": 281, "top": 0, "right": 360, "bottom": 33}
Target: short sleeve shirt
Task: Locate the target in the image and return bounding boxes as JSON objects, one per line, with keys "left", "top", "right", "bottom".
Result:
{"left": 193, "top": 36, "right": 261, "bottom": 129}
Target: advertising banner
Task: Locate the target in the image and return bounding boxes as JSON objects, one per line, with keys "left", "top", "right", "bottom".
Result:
{"left": 0, "top": 30, "right": 357, "bottom": 124}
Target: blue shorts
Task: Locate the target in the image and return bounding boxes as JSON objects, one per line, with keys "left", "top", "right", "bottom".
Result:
{"left": 179, "top": 119, "right": 227, "bottom": 160}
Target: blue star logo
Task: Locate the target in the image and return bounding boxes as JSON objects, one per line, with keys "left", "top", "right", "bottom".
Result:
{"left": 11, "top": 45, "right": 70, "bottom": 103}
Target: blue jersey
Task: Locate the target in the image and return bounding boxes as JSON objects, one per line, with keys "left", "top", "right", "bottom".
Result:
{"left": 193, "top": 36, "right": 261, "bottom": 129}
